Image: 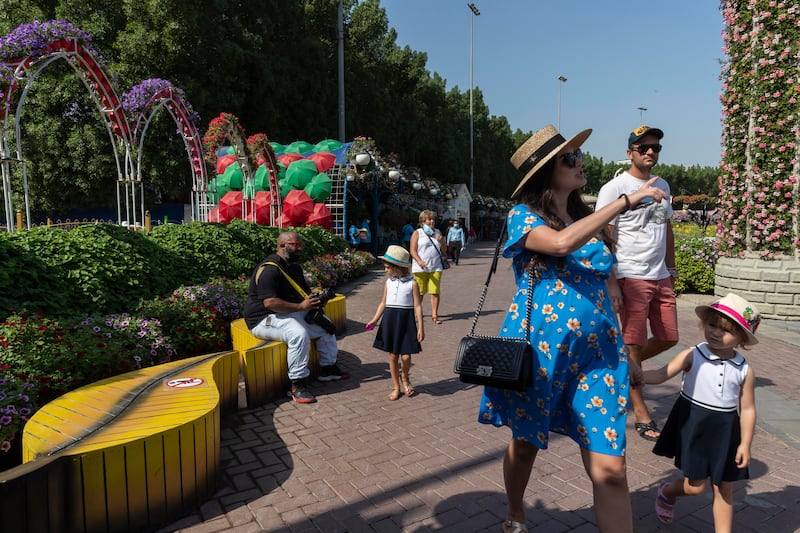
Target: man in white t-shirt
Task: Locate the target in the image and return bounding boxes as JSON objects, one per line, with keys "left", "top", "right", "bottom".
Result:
{"left": 596, "top": 125, "right": 678, "bottom": 442}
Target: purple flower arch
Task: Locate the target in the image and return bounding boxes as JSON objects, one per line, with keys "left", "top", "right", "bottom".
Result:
{"left": 0, "top": 20, "right": 213, "bottom": 228}
{"left": 122, "top": 78, "right": 210, "bottom": 220}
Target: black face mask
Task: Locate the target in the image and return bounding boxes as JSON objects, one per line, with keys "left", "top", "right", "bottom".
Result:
{"left": 286, "top": 250, "right": 302, "bottom": 263}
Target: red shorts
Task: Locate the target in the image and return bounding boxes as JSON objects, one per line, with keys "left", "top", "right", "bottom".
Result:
{"left": 617, "top": 277, "right": 678, "bottom": 347}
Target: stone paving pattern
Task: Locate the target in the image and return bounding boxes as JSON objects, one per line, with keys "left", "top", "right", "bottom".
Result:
{"left": 162, "top": 241, "right": 800, "bottom": 533}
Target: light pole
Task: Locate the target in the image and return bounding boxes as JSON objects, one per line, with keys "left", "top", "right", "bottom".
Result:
{"left": 638, "top": 106, "right": 647, "bottom": 124}
{"left": 337, "top": 0, "right": 345, "bottom": 141}
{"left": 557, "top": 75, "right": 567, "bottom": 130}
{"left": 468, "top": 2, "right": 480, "bottom": 195}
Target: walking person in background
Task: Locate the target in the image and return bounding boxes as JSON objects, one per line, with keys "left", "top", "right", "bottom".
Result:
{"left": 365, "top": 245, "right": 424, "bottom": 401}
{"left": 478, "top": 124, "right": 667, "bottom": 533}
{"left": 348, "top": 221, "right": 360, "bottom": 249}
{"left": 358, "top": 217, "right": 372, "bottom": 252}
{"left": 446, "top": 220, "right": 465, "bottom": 265}
{"left": 595, "top": 125, "right": 678, "bottom": 442}
{"left": 409, "top": 209, "right": 446, "bottom": 325}
{"left": 644, "top": 294, "right": 758, "bottom": 531}
{"left": 401, "top": 218, "right": 415, "bottom": 250}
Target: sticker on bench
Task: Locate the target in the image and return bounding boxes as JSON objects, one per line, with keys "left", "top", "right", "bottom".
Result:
{"left": 163, "top": 377, "right": 207, "bottom": 389}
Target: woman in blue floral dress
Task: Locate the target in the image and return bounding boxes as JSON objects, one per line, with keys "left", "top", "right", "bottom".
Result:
{"left": 481, "top": 125, "right": 668, "bottom": 533}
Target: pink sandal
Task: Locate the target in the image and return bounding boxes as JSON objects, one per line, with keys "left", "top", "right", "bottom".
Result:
{"left": 656, "top": 481, "right": 675, "bottom": 524}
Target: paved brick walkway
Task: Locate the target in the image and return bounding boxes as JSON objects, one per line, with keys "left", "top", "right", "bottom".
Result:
{"left": 163, "top": 241, "right": 800, "bottom": 533}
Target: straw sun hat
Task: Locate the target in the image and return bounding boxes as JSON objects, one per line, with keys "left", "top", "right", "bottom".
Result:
{"left": 509, "top": 124, "right": 592, "bottom": 199}
{"left": 380, "top": 245, "right": 411, "bottom": 268}
{"left": 695, "top": 293, "right": 761, "bottom": 346}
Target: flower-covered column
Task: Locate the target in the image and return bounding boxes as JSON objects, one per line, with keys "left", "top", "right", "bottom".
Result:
{"left": 716, "top": 0, "right": 800, "bottom": 319}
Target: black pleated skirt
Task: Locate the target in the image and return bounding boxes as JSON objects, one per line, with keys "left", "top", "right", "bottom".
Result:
{"left": 653, "top": 394, "right": 748, "bottom": 485}
{"left": 372, "top": 307, "right": 421, "bottom": 355}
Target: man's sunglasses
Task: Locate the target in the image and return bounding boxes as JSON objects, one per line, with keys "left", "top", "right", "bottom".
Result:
{"left": 280, "top": 241, "right": 302, "bottom": 247}
{"left": 558, "top": 148, "right": 583, "bottom": 168}
{"left": 631, "top": 144, "right": 662, "bottom": 154}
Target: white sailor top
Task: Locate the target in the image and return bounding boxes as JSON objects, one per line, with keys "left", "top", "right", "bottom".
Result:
{"left": 385, "top": 276, "right": 415, "bottom": 309}
{"left": 680, "top": 342, "right": 749, "bottom": 412}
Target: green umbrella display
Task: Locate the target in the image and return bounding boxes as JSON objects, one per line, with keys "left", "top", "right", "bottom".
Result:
{"left": 304, "top": 172, "right": 332, "bottom": 202}
{"left": 223, "top": 162, "right": 244, "bottom": 190}
{"left": 207, "top": 174, "right": 232, "bottom": 203}
{"left": 284, "top": 140, "right": 314, "bottom": 154}
{"left": 254, "top": 164, "right": 271, "bottom": 191}
{"left": 278, "top": 177, "right": 291, "bottom": 199}
{"left": 285, "top": 159, "right": 317, "bottom": 190}
{"left": 313, "top": 139, "right": 343, "bottom": 152}
{"left": 269, "top": 141, "right": 285, "bottom": 154}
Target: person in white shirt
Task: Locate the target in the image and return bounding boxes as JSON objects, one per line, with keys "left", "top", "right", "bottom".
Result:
{"left": 596, "top": 125, "right": 679, "bottom": 442}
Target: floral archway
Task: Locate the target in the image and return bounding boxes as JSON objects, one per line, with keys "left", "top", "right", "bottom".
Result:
{"left": 0, "top": 20, "right": 211, "bottom": 231}
{"left": 122, "top": 79, "right": 208, "bottom": 222}
{"left": 202, "top": 112, "right": 282, "bottom": 225}
{"left": 0, "top": 20, "right": 135, "bottom": 229}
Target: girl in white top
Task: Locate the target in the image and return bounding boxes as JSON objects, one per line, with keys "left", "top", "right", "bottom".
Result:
{"left": 366, "top": 245, "right": 425, "bottom": 400}
{"left": 643, "top": 293, "right": 759, "bottom": 531}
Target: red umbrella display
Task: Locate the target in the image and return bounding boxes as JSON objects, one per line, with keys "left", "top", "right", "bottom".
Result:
{"left": 216, "top": 154, "right": 236, "bottom": 175}
{"left": 277, "top": 152, "right": 303, "bottom": 167}
{"left": 207, "top": 206, "right": 221, "bottom": 223}
{"left": 307, "top": 151, "right": 336, "bottom": 172}
{"left": 305, "top": 202, "right": 332, "bottom": 230}
{"left": 219, "top": 190, "right": 245, "bottom": 223}
{"left": 282, "top": 189, "right": 314, "bottom": 225}
{"left": 254, "top": 191, "right": 274, "bottom": 225}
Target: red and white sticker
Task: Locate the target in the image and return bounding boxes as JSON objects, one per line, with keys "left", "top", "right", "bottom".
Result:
{"left": 164, "top": 377, "right": 205, "bottom": 389}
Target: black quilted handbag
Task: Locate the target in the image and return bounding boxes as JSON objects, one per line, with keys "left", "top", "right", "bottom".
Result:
{"left": 453, "top": 226, "right": 533, "bottom": 391}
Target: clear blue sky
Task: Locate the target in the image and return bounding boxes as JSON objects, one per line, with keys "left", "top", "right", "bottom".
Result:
{"left": 381, "top": 0, "right": 724, "bottom": 168}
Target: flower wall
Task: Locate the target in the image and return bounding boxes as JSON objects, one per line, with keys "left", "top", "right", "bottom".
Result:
{"left": 718, "top": 0, "right": 800, "bottom": 259}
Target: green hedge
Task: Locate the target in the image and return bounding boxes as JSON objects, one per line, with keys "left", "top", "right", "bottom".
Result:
{"left": 0, "top": 222, "right": 348, "bottom": 320}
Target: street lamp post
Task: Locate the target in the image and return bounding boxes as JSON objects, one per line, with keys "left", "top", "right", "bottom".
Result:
{"left": 468, "top": 2, "right": 480, "bottom": 195}
{"left": 557, "top": 75, "right": 567, "bottom": 130}
{"left": 638, "top": 106, "right": 647, "bottom": 124}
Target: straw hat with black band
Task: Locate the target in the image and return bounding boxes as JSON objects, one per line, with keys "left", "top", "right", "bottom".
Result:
{"left": 509, "top": 125, "right": 592, "bottom": 199}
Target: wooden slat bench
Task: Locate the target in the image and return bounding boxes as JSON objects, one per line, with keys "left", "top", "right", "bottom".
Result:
{"left": 231, "top": 293, "right": 346, "bottom": 407}
{"left": 0, "top": 350, "right": 238, "bottom": 533}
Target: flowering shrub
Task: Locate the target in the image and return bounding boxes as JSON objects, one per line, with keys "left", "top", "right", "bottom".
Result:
{"left": 136, "top": 281, "right": 244, "bottom": 358}
{"left": 0, "top": 313, "right": 134, "bottom": 403}
{"left": 718, "top": 2, "right": 799, "bottom": 258}
{"left": 0, "top": 373, "right": 36, "bottom": 457}
{"left": 304, "top": 249, "right": 375, "bottom": 289}
{"left": 675, "top": 237, "right": 717, "bottom": 294}
{"left": 77, "top": 314, "right": 174, "bottom": 369}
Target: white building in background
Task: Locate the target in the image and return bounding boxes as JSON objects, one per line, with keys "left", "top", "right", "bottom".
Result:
{"left": 442, "top": 184, "right": 472, "bottom": 229}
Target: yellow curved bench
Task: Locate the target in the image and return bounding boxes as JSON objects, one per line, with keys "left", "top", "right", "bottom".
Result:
{"left": 7, "top": 350, "right": 238, "bottom": 533}
{"left": 232, "top": 293, "right": 346, "bottom": 406}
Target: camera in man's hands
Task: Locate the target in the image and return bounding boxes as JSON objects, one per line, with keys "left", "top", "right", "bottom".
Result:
{"left": 309, "top": 288, "right": 336, "bottom": 307}
{"left": 304, "top": 288, "right": 337, "bottom": 334}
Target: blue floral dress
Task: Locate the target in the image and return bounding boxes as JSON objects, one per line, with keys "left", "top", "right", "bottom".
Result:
{"left": 478, "top": 205, "right": 630, "bottom": 456}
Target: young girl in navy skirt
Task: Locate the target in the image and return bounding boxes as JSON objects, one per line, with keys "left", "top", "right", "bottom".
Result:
{"left": 366, "top": 245, "right": 425, "bottom": 400}
{"left": 644, "top": 293, "right": 759, "bottom": 531}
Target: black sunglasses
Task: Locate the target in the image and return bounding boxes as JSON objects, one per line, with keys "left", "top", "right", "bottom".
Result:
{"left": 558, "top": 148, "right": 583, "bottom": 168}
{"left": 631, "top": 143, "right": 662, "bottom": 154}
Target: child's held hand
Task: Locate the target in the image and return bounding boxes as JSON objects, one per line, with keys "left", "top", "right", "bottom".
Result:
{"left": 735, "top": 444, "right": 751, "bottom": 469}
{"left": 364, "top": 322, "right": 374, "bottom": 331}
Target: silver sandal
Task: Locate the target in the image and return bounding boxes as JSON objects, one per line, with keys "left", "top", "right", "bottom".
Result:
{"left": 502, "top": 520, "right": 528, "bottom": 533}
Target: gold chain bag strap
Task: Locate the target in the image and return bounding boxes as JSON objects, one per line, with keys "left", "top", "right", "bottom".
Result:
{"left": 453, "top": 224, "right": 533, "bottom": 390}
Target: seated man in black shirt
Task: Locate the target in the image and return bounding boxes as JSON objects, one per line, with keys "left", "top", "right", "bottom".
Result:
{"left": 243, "top": 231, "right": 348, "bottom": 403}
